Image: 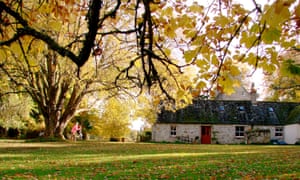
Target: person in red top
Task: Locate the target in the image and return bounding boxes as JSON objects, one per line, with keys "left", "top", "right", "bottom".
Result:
{"left": 71, "top": 122, "right": 82, "bottom": 141}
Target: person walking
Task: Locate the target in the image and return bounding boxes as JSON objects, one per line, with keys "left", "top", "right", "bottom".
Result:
{"left": 71, "top": 122, "right": 81, "bottom": 141}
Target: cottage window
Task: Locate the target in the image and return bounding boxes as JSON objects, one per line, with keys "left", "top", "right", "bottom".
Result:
{"left": 235, "top": 126, "right": 245, "bottom": 137}
{"left": 268, "top": 107, "right": 277, "bottom": 121}
{"left": 170, "top": 125, "right": 176, "bottom": 136}
{"left": 194, "top": 100, "right": 201, "bottom": 108}
{"left": 238, "top": 106, "right": 245, "bottom": 112}
{"left": 219, "top": 105, "right": 225, "bottom": 112}
{"left": 275, "top": 127, "right": 283, "bottom": 137}
{"left": 268, "top": 107, "right": 274, "bottom": 112}
{"left": 238, "top": 106, "right": 248, "bottom": 123}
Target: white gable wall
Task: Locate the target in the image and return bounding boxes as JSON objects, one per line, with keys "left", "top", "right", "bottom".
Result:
{"left": 284, "top": 124, "right": 300, "bottom": 144}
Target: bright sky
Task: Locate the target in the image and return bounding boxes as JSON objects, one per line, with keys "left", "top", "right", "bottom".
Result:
{"left": 129, "top": 119, "right": 144, "bottom": 131}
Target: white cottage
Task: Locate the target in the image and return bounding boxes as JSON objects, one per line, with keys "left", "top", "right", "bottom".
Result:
{"left": 152, "top": 85, "right": 300, "bottom": 144}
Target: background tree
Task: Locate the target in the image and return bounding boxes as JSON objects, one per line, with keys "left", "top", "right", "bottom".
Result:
{"left": 97, "top": 97, "right": 131, "bottom": 140}
{"left": 265, "top": 48, "right": 300, "bottom": 101}
{"left": 0, "top": 94, "right": 35, "bottom": 133}
{"left": 0, "top": 0, "right": 137, "bottom": 139}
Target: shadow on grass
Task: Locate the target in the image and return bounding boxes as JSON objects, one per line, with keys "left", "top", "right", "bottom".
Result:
{"left": 0, "top": 140, "right": 299, "bottom": 179}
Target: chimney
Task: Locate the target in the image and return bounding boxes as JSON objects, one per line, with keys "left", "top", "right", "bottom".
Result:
{"left": 250, "top": 83, "right": 257, "bottom": 105}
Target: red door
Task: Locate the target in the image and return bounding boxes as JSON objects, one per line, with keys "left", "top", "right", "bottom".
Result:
{"left": 201, "top": 126, "right": 211, "bottom": 144}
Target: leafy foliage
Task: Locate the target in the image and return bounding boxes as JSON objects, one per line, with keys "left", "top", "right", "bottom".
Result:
{"left": 265, "top": 49, "right": 300, "bottom": 101}
{"left": 97, "top": 97, "right": 131, "bottom": 138}
{"left": 0, "top": 94, "right": 34, "bottom": 130}
{"left": 286, "top": 105, "right": 300, "bottom": 124}
{"left": 1, "top": 0, "right": 299, "bottom": 101}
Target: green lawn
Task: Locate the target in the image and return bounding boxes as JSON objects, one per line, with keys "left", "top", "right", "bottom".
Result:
{"left": 0, "top": 140, "right": 299, "bottom": 179}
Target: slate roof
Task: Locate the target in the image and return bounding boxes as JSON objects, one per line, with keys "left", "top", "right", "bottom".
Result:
{"left": 157, "top": 100, "right": 300, "bottom": 125}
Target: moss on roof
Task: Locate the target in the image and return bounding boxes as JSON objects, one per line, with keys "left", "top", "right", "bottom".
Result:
{"left": 157, "top": 100, "right": 300, "bottom": 125}
{"left": 286, "top": 105, "right": 300, "bottom": 124}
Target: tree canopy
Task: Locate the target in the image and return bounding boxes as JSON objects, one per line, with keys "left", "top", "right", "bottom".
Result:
{"left": 1, "top": 0, "right": 299, "bottom": 99}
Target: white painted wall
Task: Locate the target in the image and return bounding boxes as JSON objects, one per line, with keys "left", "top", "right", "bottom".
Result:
{"left": 152, "top": 123, "right": 280, "bottom": 144}
{"left": 152, "top": 123, "right": 201, "bottom": 142}
{"left": 284, "top": 124, "right": 300, "bottom": 144}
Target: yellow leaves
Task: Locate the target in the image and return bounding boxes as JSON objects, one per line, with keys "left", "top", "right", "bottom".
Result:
{"left": 295, "top": 90, "right": 300, "bottom": 98}
{"left": 184, "top": 49, "right": 198, "bottom": 63}
{"left": 214, "top": 16, "right": 230, "bottom": 27}
{"left": 195, "top": 59, "right": 208, "bottom": 69}
{"left": 230, "top": 66, "right": 241, "bottom": 76}
{"left": 150, "top": 3, "right": 160, "bottom": 13}
{"left": 258, "top": 57, "right": 277, "bottom": 74}
{"left": 240, "top": 31, "right": 257, "bottom": 49}
{"left": 188, "top": 3, "right": 204, "bottom": 13}
{"left": 243, "top": 53, "right": 257, "bottom": 66}
{"left": 195, "top": 81, "right": 206, "bottom": 89}
{"left": 281, "top": 39, "right": 296, "bottom": 48}
{"left": 165, "top": 26, "right": 176, "bottom": 39}
{"left": 163, "top": 18, "right": 178, "bottom": 39}
{"left": 163, "top": 48, "right": 171, "bottom": 57}
{"left": 211, "top": 55, "right": 219, "bottom": 66}
{"left": 161, "top": 6, "right": 173, "bottom": 17}
{"left": 178, "top": 15, "right": 195, "bottom": 28}
{"left": 48, "top": 20, "right": 62, "bottom": 32}
{"left": 266, "top": 47, "right": 279, "bottom": 66}
{"left": 0, "top": 49, "right": 8, "bottom": 63}
{"left": 262, "top": 1, "right": 291, "bottom": 28}
{"left": 217, "top": 74, "right": 240, "bottom": 95}
{"left": 262, "top": 27, "right": 281, "bottom": 44}
{"left": 176, "top": 87, "right": 193, "bottom": 106}
{"left": 38, "top": 3, "right": 52, "bottom": 14}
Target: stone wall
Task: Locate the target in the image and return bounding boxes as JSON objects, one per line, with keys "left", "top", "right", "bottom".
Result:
{"left": 152, "top": 123, "right": 200, "bottom": 143}
{"left": 212, "top": 125, "right": 246, "bottom": 144}
{"left": 245, "top": 129, "right": 271, "bottom": 144}
{"left": 152, "top": 123, "right": 279, "bottom": 144}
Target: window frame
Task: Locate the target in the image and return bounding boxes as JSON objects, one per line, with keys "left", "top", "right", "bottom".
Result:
{"left": 170, "top": 125, "right": 177, "bottom": 137}
{"left": 235, "top": 126, "right": 245, "bottom": 138}
{"left": 275, "top": 126, "right": 283, "bottom": 137}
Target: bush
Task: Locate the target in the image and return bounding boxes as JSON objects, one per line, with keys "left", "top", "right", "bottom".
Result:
{"left": 7, "top": 128, "right": 19, "bottom": 138}
{"left": 25, "top": 130, "right": 41, "bottom": 139}
{"left": 110, "top": 137, "right": 120, "bottom": 142}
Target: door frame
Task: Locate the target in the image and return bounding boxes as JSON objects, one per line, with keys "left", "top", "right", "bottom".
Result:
{"left": 201, "top": 126, "right": 211, "bottom": 144}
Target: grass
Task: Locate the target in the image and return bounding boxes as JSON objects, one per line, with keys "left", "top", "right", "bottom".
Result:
{"left": 0, "top": 140, "right": 299, "bottom": 179}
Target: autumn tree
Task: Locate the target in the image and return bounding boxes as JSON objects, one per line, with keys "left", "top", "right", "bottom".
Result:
{"left": 1, "top": 0, "right": 300, "bottom": 137}
{"left": 97, "top": 97, "right": 131, "bottom": 139}
{"left": 0, "top": 33, "right": 134, "bottom": 139}
{"left": 265, "top": 48, "right": 300, "bottom": 101}
{"left": 0, "top": 0, "right": 136, "bottom": 139}
{"left": 0, "top": 94, "right": 34, "bottom": 132}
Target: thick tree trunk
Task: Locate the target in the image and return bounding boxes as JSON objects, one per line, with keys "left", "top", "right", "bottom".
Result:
{"left": 44, "top": 117, "right": 56, "bottom": 138}
{"left": 44, "top": 120, "right": 66, "bottom": 140}
{"left": 54, "top": 120, "right": 69, "bottom": 140}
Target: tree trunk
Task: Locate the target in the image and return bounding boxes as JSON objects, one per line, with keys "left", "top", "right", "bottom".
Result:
{"left": 44, "top": 117, "right": 56, "bottom": 138}
{"left": 54, "top": 120, "right": 69, "bottom": 140}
